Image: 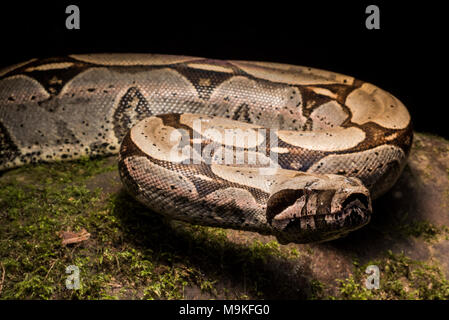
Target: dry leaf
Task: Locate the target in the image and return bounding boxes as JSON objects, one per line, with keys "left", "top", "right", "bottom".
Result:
{"left": 58, "top": 228, "right": 90, "bottom": 245}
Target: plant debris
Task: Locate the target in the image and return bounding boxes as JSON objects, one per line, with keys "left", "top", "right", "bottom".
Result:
{"left": 58, "top": 228, "right": 91, "bottom": 246}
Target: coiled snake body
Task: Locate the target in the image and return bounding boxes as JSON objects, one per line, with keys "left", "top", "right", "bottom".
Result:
{"left": 0, "top": 54, "right": 413, "bottom": 243}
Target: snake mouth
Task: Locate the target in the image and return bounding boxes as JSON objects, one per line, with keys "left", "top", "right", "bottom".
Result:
{"left": 274, "top": 192, "right": 372, "bottom": 244}
{"left": 275, "top": 211, "right": 371, "bottom": 244}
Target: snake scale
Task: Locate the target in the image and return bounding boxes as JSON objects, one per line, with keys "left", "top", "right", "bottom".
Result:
{"left": 0, "top": 54, "right": 413, "bottom": 243}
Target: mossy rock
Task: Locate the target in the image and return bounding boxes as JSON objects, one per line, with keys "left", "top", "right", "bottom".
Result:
{"left": 1, "top": 132, "right": 449, "bottom": 300}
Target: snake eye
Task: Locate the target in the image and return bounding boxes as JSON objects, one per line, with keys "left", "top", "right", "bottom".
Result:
{"left": 266, "top": 189, "right": 305, "bottom": 226}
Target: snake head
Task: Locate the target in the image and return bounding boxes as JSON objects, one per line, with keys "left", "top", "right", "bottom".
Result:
{"left": 266, "top": 173, "right": 372, "bottom": 244}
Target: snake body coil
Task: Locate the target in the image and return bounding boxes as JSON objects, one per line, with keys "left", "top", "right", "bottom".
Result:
{"left": 0, "top": 54, "right": 413, "bottom": 243}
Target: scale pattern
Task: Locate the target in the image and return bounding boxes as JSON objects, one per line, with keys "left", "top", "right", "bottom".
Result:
{"left": 0, "top": 54, "right": 413, "bottom": 243}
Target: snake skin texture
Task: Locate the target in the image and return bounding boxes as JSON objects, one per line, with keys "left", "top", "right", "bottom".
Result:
{"left": 0, "top": 53, "right": 413, "bottom": 243}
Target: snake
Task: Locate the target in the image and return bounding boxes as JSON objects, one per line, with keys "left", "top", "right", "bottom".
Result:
{"left": 0, "top": 53, "right": 413, "bottom": 244}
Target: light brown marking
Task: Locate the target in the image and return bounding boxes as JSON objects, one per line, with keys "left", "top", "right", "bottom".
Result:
{"left": 270, "top": 147, "right": 290, "bottom": 153}
{"left": 186, "top": 63, "right": 234, "bottom": 73}
{"left": 0, "top": 74, "right": 50, "bottom": 103}
{"left": 69, "top": 53, "right": 199, "bottom": 66}
{"left": 0, "top": 58, "right": 37, "bottom": 77}
{"left": 48, "top": 76, "right": 62, "bottom": 85}
{"left": 310, "top": 101, "right": 348, "bottom": 131}
{"left": 198, "top": 78, "right": 212, "bottom": 86}
{"left": 130, "top": 117, "right": 199, "bottom": 163}
{"left": 272, "top": 195, "right": 306, "bottom": 230}
{"left": 230, "top": 60, "right": 355, "bottom": 85}
{"left": 384, "top": 132, "right": 399, "bottom": 141}
{"left": 277, "top": 127, "right": 365, "bottom": 151}
{"left": 194, "top": 174, "right": 214, "bottom": 182}
{"left": 25, "top": 62, "right": 74, "bottom": 72}
{"left": 180, "top": 114, "right": 265, "bottom": 149}
{"left": 211, "top": 164, "right": 274, "bottom": 193}
{"left": 308, "top": 87, "right": 338, "bottom": 99}
{"left": 306, "top": 193, "right": 318, "bottom": 215}
{"left": 346, "top": 83, "right": 411, "bottom": 129}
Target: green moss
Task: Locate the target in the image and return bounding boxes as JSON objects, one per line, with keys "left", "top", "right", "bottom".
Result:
{"left": 398, "top": 220, "right": 447, "bottom": 242}
{"left": 0, "top": 158, "right": 308, "bottom": 300}
{"left": 417, "top": 132, "right": 449, "bottom": 144}
{"left": 412, "top": 137, "right": 423, "bottom": 150}
{"left": 413, "top": 133, "right": 449, "bottom": 156}
{"left": 309, "top": 279, "right": 326, "bottom": 300}
{"left": 335, "top": 275, "right": 374, "bottom": 300}
{"left": 381, "top": 209, "right": 448, "bottom": 242}
{"left": 4, "top": 155, "right": 447, "bottom": 300}
{"left": 332, "top": 251, "right": 449, "bottom": 300}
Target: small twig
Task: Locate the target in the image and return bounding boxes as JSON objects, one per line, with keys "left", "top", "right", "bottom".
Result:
{"left": 44, "top": 260, "right": 57, "bottom": 280}
{"left": 0, "top": 262, "right": 5, "bottom": 296}
{"left": 115, "top": 255, "right": 120, "bottom": 271}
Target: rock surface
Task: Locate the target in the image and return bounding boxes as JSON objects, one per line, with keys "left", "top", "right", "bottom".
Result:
{"left": 205, "top": 132, "right": 449, "bottom": 298}
{"left": 1, "top": 132, "right": 448, "bottom": 299}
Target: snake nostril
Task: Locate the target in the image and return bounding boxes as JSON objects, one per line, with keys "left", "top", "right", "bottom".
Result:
{"left": 342, "top": 193, "right": 370, "bottom": 211}
{"left": 339, "top": 193, "right": 372, "bottom": 228}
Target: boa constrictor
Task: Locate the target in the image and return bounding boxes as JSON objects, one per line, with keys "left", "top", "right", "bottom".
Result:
{"left": 0, "top": 54, "right": 413, "bottom": 244}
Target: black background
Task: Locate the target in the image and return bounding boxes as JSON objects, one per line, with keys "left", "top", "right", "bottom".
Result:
{"left": 1, "top": 299, "right": 444, "bottom": 318}
{"left": 1, "top": 1, "right": 447, "bottom": 138}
